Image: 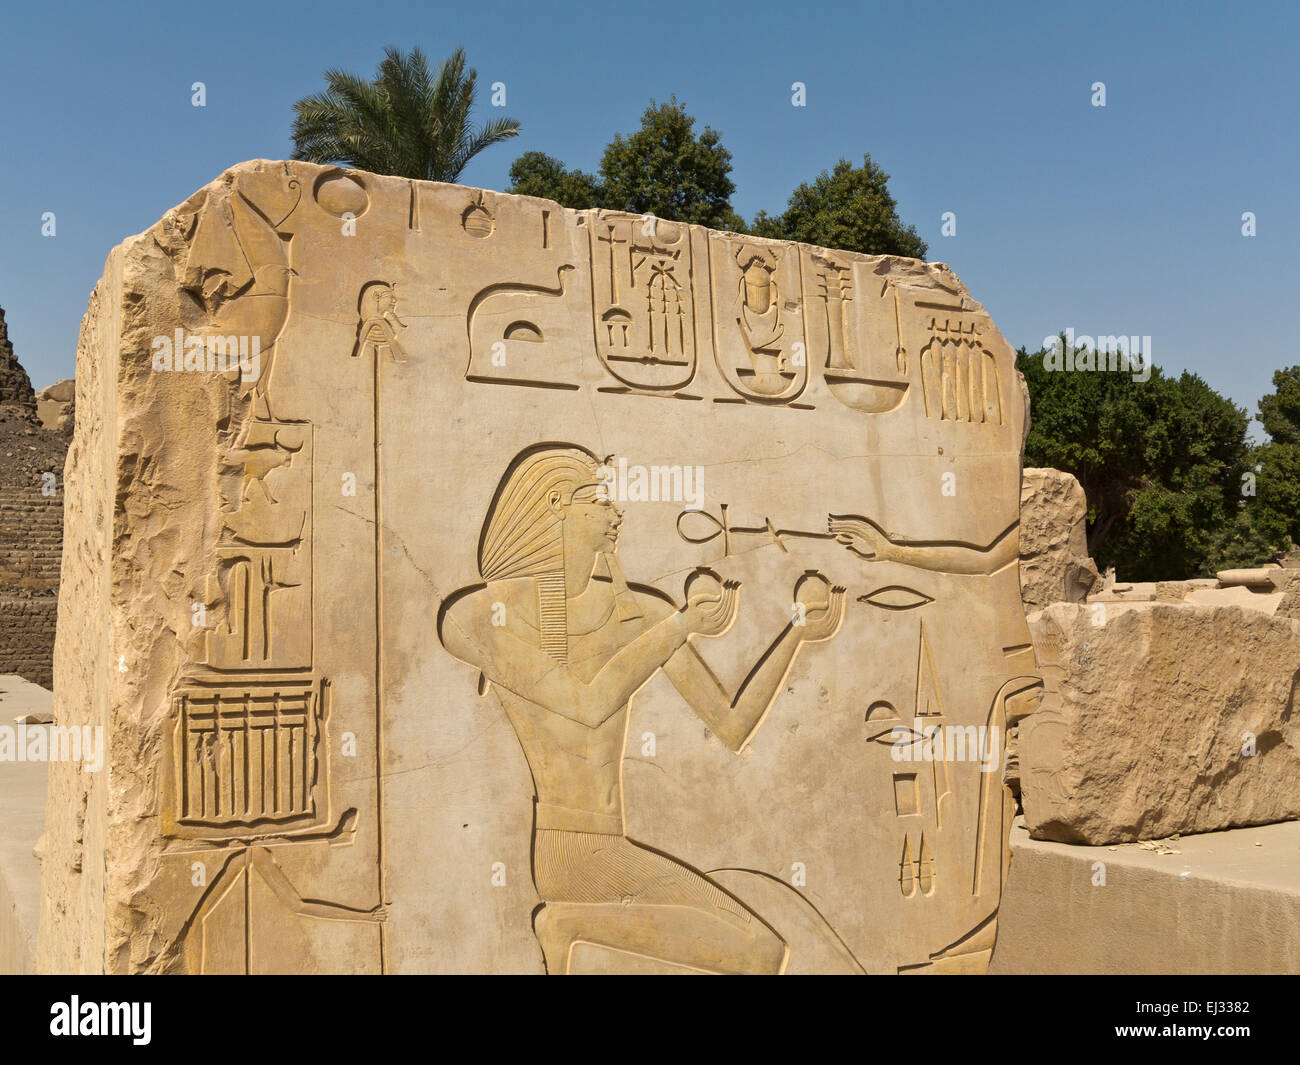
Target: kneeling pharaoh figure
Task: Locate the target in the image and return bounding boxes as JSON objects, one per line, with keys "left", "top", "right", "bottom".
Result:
{"left": 438, "top": 444, "right": 846, "bottom": 974}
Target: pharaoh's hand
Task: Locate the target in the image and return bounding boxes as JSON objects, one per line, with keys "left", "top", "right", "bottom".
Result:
{"left": 829, "top": 515, "right": 893, "bottom": 561}
{"left": 681, "top": 570, "right": 741, "bottom": 638}
{"left": 794, "top": 571, "right": 846, "bottom": 643}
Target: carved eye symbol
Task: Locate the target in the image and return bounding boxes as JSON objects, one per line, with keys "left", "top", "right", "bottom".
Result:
{"left": 867, "top": 723, "right": 925, "bottom": 746}
{"left": 864, "top": 700, "right": 899, "bottom": 743}
{"left": 856, "top": 586, "right": 934, "bottom": 611}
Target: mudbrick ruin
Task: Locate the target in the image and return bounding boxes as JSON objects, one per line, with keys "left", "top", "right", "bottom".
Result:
{"left": 0, "top": 307, "right": 68, "bottom": 689}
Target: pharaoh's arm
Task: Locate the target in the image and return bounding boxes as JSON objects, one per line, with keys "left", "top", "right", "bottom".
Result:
{"left": 441, "top": 602, "right": 694, "bottom": 729}
{"left": 829, "top": 516, "right": 1018, "bottom": 575}
{"left": 663, "top": 577, "right": 845, "bottom": 752}
{"left": 250, "top": 849, "right": 387, "bottom": 923}
{"left": 663, "top": 631, "right": 801, "bottom": 752}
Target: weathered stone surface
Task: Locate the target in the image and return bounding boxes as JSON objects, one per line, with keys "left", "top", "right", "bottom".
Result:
{"left": 1091, "top": 577, "right": 1285, "bottom": 614}
{"left": 41, "top": 160, "right": 1038, "bottom": 974}
{"left": 1018, "top": 468, "right": 1099, "bottom": 610}
{"left": 1021, "top": 601, "right": 1300, "bottom": 844}
{"left": 990, "top": 818, "right": 1300, "bottom": 975}
{"left": 1277, "top": 574, "right": 1300, "bottom": 621}
{"left": 35, "top": 379, "right": 74, "bottom": 437}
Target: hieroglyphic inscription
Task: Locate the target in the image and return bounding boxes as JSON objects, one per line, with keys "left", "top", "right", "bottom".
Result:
{"left": 205, "top": 419, "right": 312, "bottom": 671}
{"left": 68, "top": 163, "right": 1037, "bottom": 977}
{"left": 154, "top": 163, "right": 385, "bottom": 973}
{"left": 710, "top": 235, "right": 809, "bottom": 404}
{"left": 172, "top": 678, "right": 323, "bottom": 830}
{"left": 589, "top": 213, "right": 697, "bottom": 391}
{"left": 918, "top": 312, "right": 1004, "bottom": 425}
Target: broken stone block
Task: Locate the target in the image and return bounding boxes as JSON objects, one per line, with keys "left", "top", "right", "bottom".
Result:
{"left": 40, "top": 160, "right": 1039, "bottom": 975}
{"left": 1018, "top": 468, "right": 1099, "bottom": 610}
{"left": 1021, "top": 601, "right": 1300, "bottom": 844}
{"left": 35, "top": 379, "right": 74, "bottom": 437}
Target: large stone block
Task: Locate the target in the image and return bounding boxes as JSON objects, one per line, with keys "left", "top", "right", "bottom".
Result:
{"left": 40, "top": 160, "right": 1038, "bottom": 974}
{"left": 1022, "top": 601, "right": 1300, "bottom": 844}
{"left": 990, "top": 819, "right": 1300, "bottom": 974}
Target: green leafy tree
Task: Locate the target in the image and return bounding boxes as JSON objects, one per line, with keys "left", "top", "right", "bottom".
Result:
{"left": 754, "top": 156, "right": 928, "bottom": 259}
{"left": 505, "top": 97, "right": 743, "bottom": 229}
{"left": 291, "top": 46, "right": 519, "bottom": 182}
{"left": 1245, "top": 366, "right": 1300, "bottom": 554}
{"left": 506, "top": 151, "right": 603, "bottom": 209}
{"left": 1258, "top": 365, "right": 1300, "bottom": 445}
{"left": 597, "top": 97, "right": 743, "bottom": 230}
{"left": 504, "top": 107, "right": 927, "bottom": 260}
{"left": 1018, "top": 337, "right": 1261, "bottom": 579}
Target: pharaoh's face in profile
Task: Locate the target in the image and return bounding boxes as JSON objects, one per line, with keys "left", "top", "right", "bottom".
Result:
{"left": 358, "top": 282, "right": 400, "bottom": 324}
{"left": 477, "top": 446, "right": 625, "bottom": 590}
{"left": 554, "top": 482, "right": 623, "bottom": 560}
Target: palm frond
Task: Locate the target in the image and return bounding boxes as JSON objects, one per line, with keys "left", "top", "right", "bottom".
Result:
{"left": 290, "top": 45, "right": 518, "bottom": 181}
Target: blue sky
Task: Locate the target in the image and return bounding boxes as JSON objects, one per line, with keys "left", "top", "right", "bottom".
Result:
{"left": 0, "top": 0, "right": 1295, "bottom": 431}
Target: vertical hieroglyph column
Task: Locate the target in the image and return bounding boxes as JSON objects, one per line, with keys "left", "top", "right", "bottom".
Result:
{"left": 41, "top": 162, "right": 385, "bottom": 973}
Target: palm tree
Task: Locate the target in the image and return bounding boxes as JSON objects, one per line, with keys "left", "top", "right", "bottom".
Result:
{"left": 291, "top": 46, "right": 520, "bottom": 182}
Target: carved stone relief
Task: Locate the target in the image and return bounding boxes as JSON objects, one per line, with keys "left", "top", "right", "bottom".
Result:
{"left": 44, "top": 161, "right": 1035, "bottom": 976}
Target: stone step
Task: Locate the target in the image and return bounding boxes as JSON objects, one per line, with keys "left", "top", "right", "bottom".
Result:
{"left": 990, "top": 818, "right": 1300, "bottom": 974}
